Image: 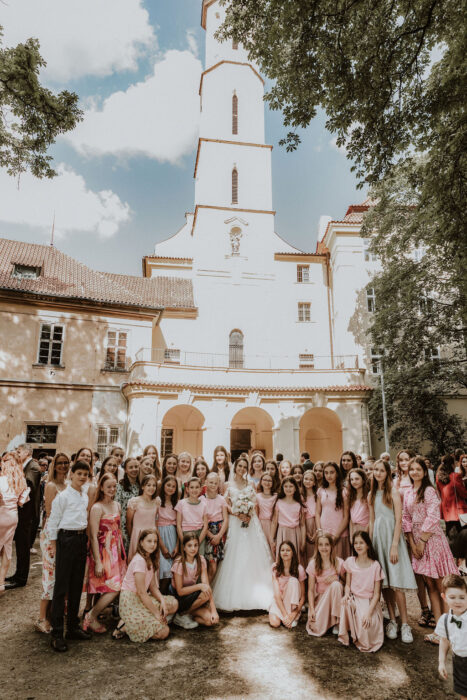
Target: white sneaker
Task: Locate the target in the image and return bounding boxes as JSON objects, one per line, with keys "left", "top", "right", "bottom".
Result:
{"left": 173, "top": 613, "right": 198, "bottom": 630}
{"left": 291, "top": 620, "right": 298, "bottom": 628}
{"left": 166, "top": 613, "right": 174, "bottom": 624}
{"left": 332, "top": 624, "right": 339, "bottom": 635}
{"left": 385, "top": 620, "right": 398, "bottom": 639}
{"left": 400, "top": 623, "right": 413, "bottom": 644}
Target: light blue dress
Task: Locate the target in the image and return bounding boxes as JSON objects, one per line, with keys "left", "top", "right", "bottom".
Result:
{"left": 372, "top": 491, "right": 417, "bottom": 590}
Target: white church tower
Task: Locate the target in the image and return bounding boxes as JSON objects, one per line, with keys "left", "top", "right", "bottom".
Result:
{"left": 129, "top": 0, "right": 373, "bottom": 463}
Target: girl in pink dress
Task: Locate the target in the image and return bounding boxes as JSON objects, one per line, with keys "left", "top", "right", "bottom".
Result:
{"left": 273, "top": 477, "right": 305, "bottom": 562}
{"left": 249, "top": 451, "right": 266, "bottom": 488}
{"left": 302, "top": 469, "right": 317, "bottom": 564}
{"left": 402, "top": 456, "right": 458, "bottom": 644}
{"left": 175, "top": 477, "right": 208, "bottom": 553}
{"left": 176, "top": 451, "right": 194, "bottom": 494}
{"left": 127, "top": 475, "right": 160, "bottom": 561}
{"left": 269, "top": 541, "right": 306, "bottom": 629}
{"left": 316, "top": 462, "right": 350, "bottom": 559}
{"left": 291, "top": 464, "right": 304, "bottom": 488}
{"left": 279, "top": 460, "right": 292, "bottom": 481}
{"left": 211, "top": 445, "right": 230, "bottom": 496}
{"left": 255, "top": 472, "right": 277, "bottom": 557}
{"left": 348, "top": 468, "right": 370, "bottom": 539}
{"left": 193, "top": 459, "right": 209, "bottom": 496}
{"left": 306, "top": 533, "right": 345, "bottom": 636}
{"left": 84, "top": 473, "right": 127, "bottom": 633}
{"left": 313, "top": 461, "right": 324, "bottom": 489}
{"left": 0, "top": 452, "right": 29, "bottom": 595}
{"left": 265, "top": 460, "right": 281, "bottom": 493}
{"left": 394, "top": 449, "right": 415, "bottom": 498}
{"left": 157, "top": 476, "right": 179, "bottom": 594}
{"left": 338, "top": 530, "right": 384, "bottom": 652}
{"left": 202, "top": 473, "right": 229, "bottom": 581}
{"left": 161, "top": 453, "right": 178, "bottom": 481}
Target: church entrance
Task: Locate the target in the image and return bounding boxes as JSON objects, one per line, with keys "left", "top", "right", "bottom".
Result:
{"left": 230, "top": 407, "right": 273, "bottom": 461}
{"left": 299, "top": 407, "right": 343, "bottom": 462}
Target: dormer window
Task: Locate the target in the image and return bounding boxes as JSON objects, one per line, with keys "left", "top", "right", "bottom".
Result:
{"left": 12, "top": 264, "right": 41, "bottom": 279}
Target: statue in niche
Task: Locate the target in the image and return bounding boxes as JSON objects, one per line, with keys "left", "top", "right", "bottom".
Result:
{"left": 230, "top": 227, "right": 242, "bottom": 256}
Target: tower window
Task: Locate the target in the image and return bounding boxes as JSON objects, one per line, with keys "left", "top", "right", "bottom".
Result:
{"left": 232, "top": 93, "right": 238, "bottom": 135}
{"left": 229, "top": 329, "right": 244, "bottom": 368}
{"left": 297, "top": 265, "right": 310, "bottom": 283}
{"left": 232, "top": 167, "right": 238, "bottom": 204}
{"left": 298, "top": 303, "right": 311, "bottom": 322}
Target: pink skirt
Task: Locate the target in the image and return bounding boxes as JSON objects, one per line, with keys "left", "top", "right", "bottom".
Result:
{"left": 305, "top": 518, "right": 316, "bottom": 564}
{"left": 410, "top": 529, "right": 458, "bottom": 579}
{"left": 269, "top": 577, "right": 301, "bottom": 623}
{"left": 349, "top": 521, "right": 369, "bottom": 540}
{"left": 0, "top": 505, "right": 18, "bottom": 560}
{"left": 306, "top": 580, "right": 343, "bottom": 636}
{"left": 338, "top": 595, "right": 384, "bottom": 652}
{"left": 276, "top": 525, "right": 304, "bottom": 565}
{"left": 259, "top": 519, "right": 275, "bottom": 554}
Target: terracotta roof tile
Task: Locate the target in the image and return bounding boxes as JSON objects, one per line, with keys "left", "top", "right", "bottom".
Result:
{"left": 0, "top": 238, "right": 195, "bottom": 311}
{"left": 123, "top": 380, "right": 372, "bottom": 393}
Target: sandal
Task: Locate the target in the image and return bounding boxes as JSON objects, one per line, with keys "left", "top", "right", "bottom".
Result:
{"left": 418, "top": 608, "right": 433, "bottom": 627}
{"left": 424, "top": 632, "right": 440, "bottom": 645}
{"left": 83, "top": 611, "right": 107, "bottom": 634}
{"left": 34, "top": 618, "right": 52, "bottom": 634}
{"left": 112, "top": 621, "right": 126, "bottom": 640}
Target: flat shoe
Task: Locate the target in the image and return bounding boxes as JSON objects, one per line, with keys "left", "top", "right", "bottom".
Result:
{"left": 34, "top": 619, "right": 51, "bottom": 634}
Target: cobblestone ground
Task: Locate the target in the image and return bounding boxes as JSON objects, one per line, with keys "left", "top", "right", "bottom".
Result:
{"left": 0, "top": 547, "right": 457, "bottom": 700}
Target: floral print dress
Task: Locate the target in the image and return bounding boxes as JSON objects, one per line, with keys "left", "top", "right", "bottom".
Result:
{"left": 115, "top": 482, "right": 140, "bottom": 553}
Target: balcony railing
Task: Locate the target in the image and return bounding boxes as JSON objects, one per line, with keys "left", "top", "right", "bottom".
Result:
{"left": 134, "top": 348, "right": 359, "bottom": 371}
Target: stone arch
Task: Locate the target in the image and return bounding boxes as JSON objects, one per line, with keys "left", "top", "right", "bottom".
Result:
{"left": 230, "top": 406, "right": 273, "bottom": 461}
{"left": 299, "top": 407, "right": 343, "bottom": 463}
{"left": 161, "top": 405, "right": 205, "bottom": 457}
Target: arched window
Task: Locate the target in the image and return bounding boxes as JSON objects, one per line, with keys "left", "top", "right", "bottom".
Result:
{"left": 229, "top": 329, "right": 244, "bottom": 368}
{"left": 232, "top": 93, "right": 238, "bottom": 135}
{"left": 232, "top": 167, "right": 238, "bottom": 204}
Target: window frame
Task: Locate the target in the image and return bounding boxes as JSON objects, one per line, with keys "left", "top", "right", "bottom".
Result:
{"left": 104, "top": 329, "right": 129, "bottom": 371}
{"left": 297, "top": 265, "right": 310, "bottom": 283}
{"left": 229, "top": 329, "right": 244, "bottom": 368}
{"left": 299, "top": 353, "right": 315, "bottom": 368}
{"left": 37, "top": 323, "right": 65, "bottom": 366}
{"left": 370, "top": 347, "right": 384, "bottom": 374}
{"left": 12, "top": 263, "right": 41, "bottom": 279}
{"left": 366, "top": 286, "right": 376, "bottom": 312}
{"left": 96, "top": 425, "right": 121, "bottom": 460}
{"left": 363, "top": 239, "right": 377, "bottom": 263}
{"left": 232, "top": 92, "right": 238, "bottom": 135}
{"left": 297, "top": 302, "right": 311, "bottom": 323}
{"left": 232, "top": 167, "right": 238, "bottom": 204}
{"left": 161, "top": 428, "right": 174, "bottom": 458}
{"left": 25, "top": 423, "right": 58, "bottom": 444}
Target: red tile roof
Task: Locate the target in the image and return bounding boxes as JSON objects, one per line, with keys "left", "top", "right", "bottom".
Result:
{"left": 123, "top": 380, "right": 372, "bottom": 393}
{"left": 0, "top": 238, "right": 195, "bottom": 311}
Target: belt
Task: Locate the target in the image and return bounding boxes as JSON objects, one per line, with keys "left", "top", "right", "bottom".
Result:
{"left": 59, "top": 528, "right": 87, "bottom": 535}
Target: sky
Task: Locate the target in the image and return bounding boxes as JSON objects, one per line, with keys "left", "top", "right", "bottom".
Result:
{"left": 0, "top": 0, "right": 363, "bottom": 275}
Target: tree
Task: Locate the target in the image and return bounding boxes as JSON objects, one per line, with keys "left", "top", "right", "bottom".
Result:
{"left": 220, "top": 0, "right": 466, "bottom": 455}
{"left": 0, "top": 29, "right": 82, "bottom": 178}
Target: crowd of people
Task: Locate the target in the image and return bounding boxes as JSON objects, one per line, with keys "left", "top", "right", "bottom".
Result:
{"left": 0, "top": 443, "right": 466, "bottom": 695}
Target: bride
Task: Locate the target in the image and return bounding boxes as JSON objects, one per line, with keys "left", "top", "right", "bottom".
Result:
{"left": 212, "top": 454, "right": 274, "bottom": 611}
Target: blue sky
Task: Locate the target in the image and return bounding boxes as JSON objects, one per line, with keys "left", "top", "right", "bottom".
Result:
{"left": 1, "top": 0, "right": 362, "bottom": 274}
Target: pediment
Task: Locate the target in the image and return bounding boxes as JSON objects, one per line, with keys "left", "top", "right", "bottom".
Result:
{"left": 223, "top": 216, "right": 249, "bottom": 226}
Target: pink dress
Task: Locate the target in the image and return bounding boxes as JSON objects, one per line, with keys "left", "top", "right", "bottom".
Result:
{"left": 318, "top": 487, "right": 350, "bottom": 559}
{"left": 87, "top": 512, "right": 127, "bottom": 593}
{"left": 402, "top": 486, "right": 458, "bottom": 578}
{"left": 275, "top": 499, "right": 303, "bottom": 562}
{"left": 269, "top": 563, "right": 306, "bottom": 623}
{"left": 306, "top": 557, "right": 345, "bottom": 636}
{"left": 349, "top": 498, "right": 370, "bottom": 539}
{"left": 127, "top": 498, "right": 159, "bottom": 561}
{"left": 303, "top": 494, "right": 317, "bottom": 563}
{"left": 175, "top": 498, "right": 207, "bottom": 532}
{"left": 256, "top": 493, "right": 277, "bottom": 548}
{"left": 338, "top": 557, "right": 384, "bottom": 652}
{"left": 0, "top": 476, "right": 29, "bottom": 559}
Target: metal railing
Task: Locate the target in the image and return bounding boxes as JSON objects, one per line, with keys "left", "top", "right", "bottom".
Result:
{"left": 134, "top": 348, "right": 359, "bottom": 371}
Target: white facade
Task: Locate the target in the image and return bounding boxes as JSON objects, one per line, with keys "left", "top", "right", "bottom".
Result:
{"left": 124, "top": 0, "right": 376, "bottom": 462}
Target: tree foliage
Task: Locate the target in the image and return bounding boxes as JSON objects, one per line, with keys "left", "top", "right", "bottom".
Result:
{"left": 0, "top": 28, "right": 82, "bottom": 178}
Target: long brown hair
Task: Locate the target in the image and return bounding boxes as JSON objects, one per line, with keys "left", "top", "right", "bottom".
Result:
{"left": 395, "top": 449, "right": 415, "bottom": 478}
{"left": 322, "top": 462, "right": 344, "bottom": 510}
{"left": 265, "top": 459, "right": 280, "bottom": 492}
{"left": 159, "top": 475, "right": 179, "bottom": 508}
{"left": 436, "top": 454, "right": 455, "bottom": 485}
{"left": 348, "top": 468, "right": 369, "bottom": 509}
{"left": 409, "top": 456, "right": 435, "bottom": 503}
{"left": 277, "top": 476, "right": 302, "bottom": 503}
{"left": 369, "top": 459, "right": 393, "bottom": 508}
{"left": 142, "top": 444, "right": 161, "bottom": 473}
{"left": 175, "top": 532, "right": 202, "bottom": 579}
{"left": 136, "top": 528, "right": 159, "bottom": 571}
{"left": 212, "top": 445, "right": 230, "bottom": 481}
{"left": 249, "top": 451, "right": 265, "bottom": 476}
{"left": 92, "top": 472, "right": 117, "bottom": 506}
{"left": 162, "top": 453, "right": 179, "bottom": 480}
{"left": 274, "top": 540, "right": 299, "bottom": 578}
{"left": 314, "top": 533, "right": 338, "bottom": 577}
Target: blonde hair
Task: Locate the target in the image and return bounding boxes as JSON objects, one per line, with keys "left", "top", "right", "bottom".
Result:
{"left": 2, "top": 452, "right": 27, "bottom": 497}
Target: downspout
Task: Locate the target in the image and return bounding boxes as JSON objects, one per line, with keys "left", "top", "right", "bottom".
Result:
{"left": 325, "top": 252, "right": 335, "bottom": 369}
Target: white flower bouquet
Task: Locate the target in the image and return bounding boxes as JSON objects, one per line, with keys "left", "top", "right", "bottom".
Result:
{"left": 232, "top": 494, "right": 254, "bottom": 528}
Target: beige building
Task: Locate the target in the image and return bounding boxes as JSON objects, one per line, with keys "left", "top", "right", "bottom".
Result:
{"left": 0, "top": 238, "right": 194, "bottom": 458}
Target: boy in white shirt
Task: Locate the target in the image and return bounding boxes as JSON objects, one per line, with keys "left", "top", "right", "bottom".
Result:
{"left": 48, "top": 460, "right": 92, "bottom": 652}
{"left": 436, "top": 574, "right": 467, "bottom": 699}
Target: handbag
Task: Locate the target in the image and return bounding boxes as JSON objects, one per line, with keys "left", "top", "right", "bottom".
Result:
{"left": 453, "top": 477, "right": 467, "bottom": 527}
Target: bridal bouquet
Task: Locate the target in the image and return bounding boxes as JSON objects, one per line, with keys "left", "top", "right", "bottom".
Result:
{"left": 232, "top": 494, "right": 254, "bottom": 528}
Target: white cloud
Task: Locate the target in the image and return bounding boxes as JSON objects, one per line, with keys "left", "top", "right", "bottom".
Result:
{"left": 1, "top": 0, "right": 155, "bottom": 82}
{"left": 65, "top": 50, "right": 202, "bottom": 163}
{"left": 0, "top": 165, "right": 131, "bottom": 239}
{"left": 329, "top": 136, "right": 347, "bottom": 154}
{"left": 186, "top": 30, "right": 199, "bottom": 57}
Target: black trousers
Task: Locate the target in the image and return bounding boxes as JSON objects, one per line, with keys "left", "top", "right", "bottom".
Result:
{"left": 51, "top": 530, "right": 88, "bottom": 638}
{"left": 30, "top": 514, "right": 40, "bottom": 548}
{"left": 12, "top": 505, "right": 33, "bottom": 584}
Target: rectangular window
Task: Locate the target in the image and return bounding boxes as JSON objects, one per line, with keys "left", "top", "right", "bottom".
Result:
{"left": 298, "top": 302, "right": 311, "bottom": 322}
{"left": 363, "top": 239, "right": 377, "bottom": 262}
{"left": 96, "top": 426, "right": 120, "bottom": 460}
{"left": 366, "top": 287, "right": 376, "bottom": 312}
{"left": 161, "top": 428, "right": 174, "bottom": 457}
{"left": 12, "top": 264, "right": 41, "bottom": 279}
{"left": 37, "top": 324, "right": 64, "bottom": 366}
{"left": 299, "top": 353, "right": 315, "bottom": 368}
{"left": 370, "top": 347, "right": 384, "bottom": 374}
{"left": 425, "top": 346, "right": 440, "bottom": 361}
{"left": 297, "top": 265, "right": 310, "bottom": 283}
{"left": 105, "top": 330, "right": 128, "bottom": 370}
{"left": 164, "top": 348, "right": 181, "bottom": 364}
{"left": 26, "top": 424, "right": 58, "bottom": 444}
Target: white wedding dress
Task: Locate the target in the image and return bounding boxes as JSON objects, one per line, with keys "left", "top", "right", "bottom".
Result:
{"left": 212, "top": 482, "right": 274, "bottom": 611}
